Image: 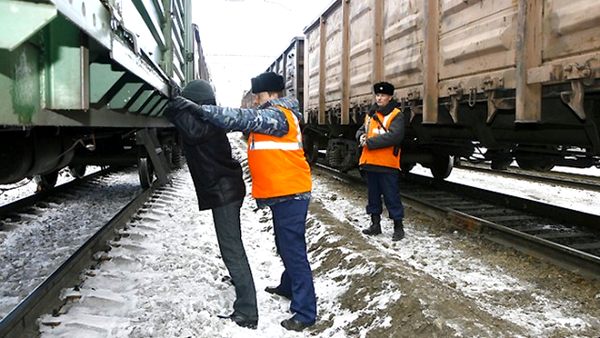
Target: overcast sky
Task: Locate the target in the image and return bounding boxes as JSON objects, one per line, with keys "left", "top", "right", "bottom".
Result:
{"left": 193, "top": 0, "right": 329, "bottom": 106}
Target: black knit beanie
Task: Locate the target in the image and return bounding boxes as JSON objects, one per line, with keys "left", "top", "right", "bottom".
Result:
{"left": 181, "top": 79, "right": 216, "bottom": 105}
{"left": 251, "top": 72, "right": 284, "bottom": 94}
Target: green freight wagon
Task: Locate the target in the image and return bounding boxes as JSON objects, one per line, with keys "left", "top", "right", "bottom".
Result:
{"left": 0, "top": 0, "right": 208, "bottom": 188}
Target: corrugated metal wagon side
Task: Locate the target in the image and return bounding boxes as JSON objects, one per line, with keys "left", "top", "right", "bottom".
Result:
{"left": 265, "top": 37, "right": 305, "bottom": 111}
{"left": 302, "top": 0, "right": 600, "bottom": 177}
{"left": 0, "top": 0, "right": 209, "bottom": 188}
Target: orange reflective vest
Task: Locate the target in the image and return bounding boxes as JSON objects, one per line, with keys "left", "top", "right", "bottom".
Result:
{"left": 359, "top": 108, "right": 402, "bottom": 169}
{"left": 247, "top": 106, "right": 312, "bottom": 198}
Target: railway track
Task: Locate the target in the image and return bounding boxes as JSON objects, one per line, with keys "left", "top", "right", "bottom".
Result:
{"left": 0, "top": 169, "right": 159, "bottom": 338}
{"left": 315, "top": 163, "right": 600, "bottom": 279}
{"left": 0, "top": 168, "right": 111, "bottom": 219}
{"left": 455, "top": 161, "right": 600, "bottom": 192}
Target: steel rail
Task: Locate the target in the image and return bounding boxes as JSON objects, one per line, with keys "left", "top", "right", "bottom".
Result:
{"left": 314, "top": 163, "right": 600, "bottom": 279}
{"left": 0, "top": 183, "right": 156, "bottom": 338}
{"left": 455, "top": 161, "right": 600, "bottom": 192}
{"left": 0, "top": 168, "right": 113, "bottom": 218}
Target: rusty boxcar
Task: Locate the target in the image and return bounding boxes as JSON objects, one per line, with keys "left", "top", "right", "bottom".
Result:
{"left": 301, "top": 0, "right": 600, "bottom": 177}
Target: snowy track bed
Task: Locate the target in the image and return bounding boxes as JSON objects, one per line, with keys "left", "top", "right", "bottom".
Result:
{"left": 36, "top": 135, "right": 600, "bottom": 337}
{"left": 0, "top": 170, "right": 141, "bottom": 335}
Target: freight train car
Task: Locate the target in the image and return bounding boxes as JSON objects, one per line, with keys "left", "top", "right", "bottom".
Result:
{"left": 300, "top": 0, "right": 600, "bottom": 178}
{"left": 266, "top": 37, "right": 305, "bottom": 111}
{"left": 241, "top": 37, "right": 304, "bottom": 110}
{"left": 241, "top": 89, "right": 253, "bottom": 109}
{"left": 0, "top": 0, "right": 207, "bottom": 189}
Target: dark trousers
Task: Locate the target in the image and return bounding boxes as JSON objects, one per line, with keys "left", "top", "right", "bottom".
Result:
{"left": 212, "top": 200, "right": 258, "bottom": 320}
{"left": 365, "top": 171, "right": 404, "bottom": 220}
{"left": 270, "top": 198, "right": 317, "bottom": 324}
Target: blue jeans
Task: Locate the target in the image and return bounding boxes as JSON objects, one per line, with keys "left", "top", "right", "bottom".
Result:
{"left": 270, "top": 198, "right": 317, "bottom": 324}
{"left": 365, "top": 171, "right": 404, "bottom": 220}
{"left": 212, "top": 200, "right": 258, "bottom": 320}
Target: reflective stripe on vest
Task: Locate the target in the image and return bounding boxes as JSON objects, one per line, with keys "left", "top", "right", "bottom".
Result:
{"left": 250, "top": 141, "right": 302, "bottom": 150}
{"left": 359, "top": 108, "right": 402, "bottom": 169}
{"left": 247, "top": 106, "right": 312, "bottom": 198}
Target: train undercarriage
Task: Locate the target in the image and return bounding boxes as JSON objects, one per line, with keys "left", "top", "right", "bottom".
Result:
{"left": 0, "top": 127, "right": 181, "bottom": 190}
{"left": 303, "top": 84, "right": 600, "bottom": 179}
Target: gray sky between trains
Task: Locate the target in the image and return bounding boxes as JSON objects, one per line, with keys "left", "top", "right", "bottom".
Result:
{"left": 193, "top": 0, "right": 327, "bottom": 106}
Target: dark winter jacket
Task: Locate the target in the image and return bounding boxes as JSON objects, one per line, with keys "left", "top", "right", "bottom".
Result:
{"left": 164, "top": 103, "right": 245, "bottom": 211}
{"left": 356, "top": 100, "right": 406, "bottom": 174}
{"left": 172, "top": 95, "right": 311, "bottom": 207}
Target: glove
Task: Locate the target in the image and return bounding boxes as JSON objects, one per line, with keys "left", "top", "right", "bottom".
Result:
{"left": 169, "top": 79, "right": 181, "bottom": 98}
{"left": 359, "top": 134, "right": 367, "bottom": 147}
{"left": 166, "top": 97, "right": 206, "bottom": 120}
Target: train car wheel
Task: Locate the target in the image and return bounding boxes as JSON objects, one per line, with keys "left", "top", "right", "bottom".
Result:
{"left": 138, "top": 157, "right": 154, "bottom": 188}
{"left": 68, "top": 165, "right": 87, "bottom": 178}
{"left": 516, "top": 157, "right": 554, "bottom": 172}
{"left": 491, "top": 158, "right": 511, "bottom": 170}
{"left": 430, "top": 155, "right": 453, "bottom": 180}
{"left": 401, "top": 162, "right": 415, "bottom": 173}
{"left": 536, "top": 162, "right": 555, "bottom": 172}
{"left": 35, "top": 171, "right": 59, "bottom": 192}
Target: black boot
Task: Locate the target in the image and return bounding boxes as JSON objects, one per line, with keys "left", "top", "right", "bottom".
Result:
{"left": 392, "top": 219, "right": 405, "bottom": 241}
{"left": 362, "top": 214, "right": 382, "bottom": 235}
{"left": 217, "top": 312, "right": 258, "bottom": 329}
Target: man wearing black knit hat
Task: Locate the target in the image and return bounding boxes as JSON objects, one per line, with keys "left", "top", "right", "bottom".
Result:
{"left": 356, "top": 81, "right": 406, "bottom": 241}
{"left": 168, "top": 72, "right": 316, "bottom": 332}
{"left": 164, "top": 79, "right": 258, "bottom": 329}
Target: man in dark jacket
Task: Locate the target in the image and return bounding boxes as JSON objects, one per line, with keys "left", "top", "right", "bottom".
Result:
{"left": 164, "top": 80, "right": 258, "bottom": 329}
{"left": 356, "top": 81, "right": 406, "bottom": 241}
{"left": 168, "top": 73, "right": 316, "bottom": 332}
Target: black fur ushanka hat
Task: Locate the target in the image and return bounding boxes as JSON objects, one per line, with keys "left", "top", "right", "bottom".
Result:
{"left": 373, "top": 82, "right": 394, "bottom": 96}
{"left": 251, "top": 72, "right": 285, "bottom": 94}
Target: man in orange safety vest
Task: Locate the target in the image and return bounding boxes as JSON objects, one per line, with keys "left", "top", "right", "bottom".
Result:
{"left": 356, "top": 81, "right": 407, "bottom": 241}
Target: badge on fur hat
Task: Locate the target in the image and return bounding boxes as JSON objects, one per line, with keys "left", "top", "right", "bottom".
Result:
{"left": 373, "top": 82, "right": 394, "bottom": 96}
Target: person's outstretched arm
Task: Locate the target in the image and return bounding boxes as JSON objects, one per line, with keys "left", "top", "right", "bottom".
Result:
{"left": 164, "top": 101, "right": 215, "bottom": 144}
{"left": 170, "top": 97, "right": 289, "bottom": 136}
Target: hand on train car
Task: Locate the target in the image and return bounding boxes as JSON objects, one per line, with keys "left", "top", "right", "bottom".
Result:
{"left": 169, "top": 79, "right": 182, "bottom": 98}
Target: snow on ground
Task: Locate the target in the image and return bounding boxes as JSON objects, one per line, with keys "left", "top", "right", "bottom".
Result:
{"left": 0, "top": 170, "right": 140, "bottom": 319}
{"left": 308, "top": 172, "right": 599, "bottom": 336}
{"left": 38, "top": 169, "right": 310, "bottom": 338}
{"left": 35, "top": 138, "right": 600, "bottom": 337}
{"left": 0, "top": 166, "right": 102, "bottom": 207}
{"left": 35, "top": 134, "right": 600, "bottom": 337}
{"left": 411, "top": 164, "right": 600, "bottom": 216}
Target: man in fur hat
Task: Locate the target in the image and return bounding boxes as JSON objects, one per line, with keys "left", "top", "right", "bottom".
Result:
{"left": 168, "top": 72, "right": 316, "bottom": 332}
{"left": 356, "top": 81, "right": 406, "bottom": 241}
{"left": 164, "top": 79, "right": 258, "bottom": 329}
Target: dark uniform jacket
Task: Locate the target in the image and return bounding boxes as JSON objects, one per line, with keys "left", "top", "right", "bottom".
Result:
{"left": 164, "top": 105, "right": 245, "bottom": 210}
